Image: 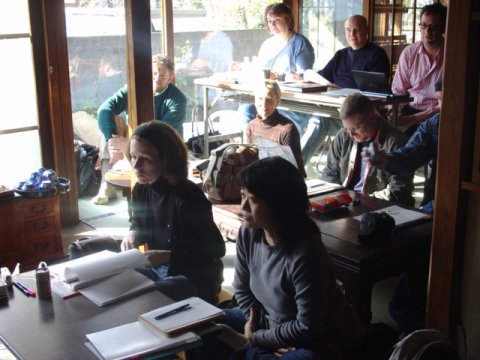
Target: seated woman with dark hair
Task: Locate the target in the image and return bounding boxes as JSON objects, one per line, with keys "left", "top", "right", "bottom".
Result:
{"left": 212, "top": 157, "right": 364, "bottom": 360}
{"left": 121, "top": 120, "right": 226, "bottom": 304}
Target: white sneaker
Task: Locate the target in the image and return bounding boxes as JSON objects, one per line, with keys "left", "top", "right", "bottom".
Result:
{"left": 91, "top": 183, "right": 117, "bottom": 205}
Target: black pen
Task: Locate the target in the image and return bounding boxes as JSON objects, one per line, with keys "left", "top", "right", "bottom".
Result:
{"left": 155, "top": 303, "right": 191, "bottom": 320}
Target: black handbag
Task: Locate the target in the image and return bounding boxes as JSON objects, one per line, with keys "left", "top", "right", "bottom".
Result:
{"left": 186, "top": 106, "right": 224, "bottom": 157}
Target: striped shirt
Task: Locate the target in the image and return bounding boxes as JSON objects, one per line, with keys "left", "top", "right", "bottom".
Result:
{"left": 392, "top": 41, "right": 443, "bottom": 111}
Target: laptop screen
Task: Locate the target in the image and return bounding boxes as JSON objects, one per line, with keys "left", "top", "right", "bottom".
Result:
{"left": 352, "top": 70, "right": 392, "bottom": 97}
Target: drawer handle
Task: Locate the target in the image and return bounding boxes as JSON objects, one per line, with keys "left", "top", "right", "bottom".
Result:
{"left": 31, "top": 204, "right": 47, "bottom": 214}
{"left": 33, "top": 220, "right": 49, "bottom": 230}
{"left": 34, "top": 243, "right": 49, "bottom": 251}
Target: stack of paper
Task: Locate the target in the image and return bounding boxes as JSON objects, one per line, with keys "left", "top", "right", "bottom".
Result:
{"left": 0, "top": 279, "right": 7, "bottom": 304}
{"left": 86, "top": 322, "right": 200, "bottom": 360}
{"left": 85, "top": 296, "right": 223, "bottom": 360}
{"left": 50, "top": 249, "right": 155, "bottom": 306}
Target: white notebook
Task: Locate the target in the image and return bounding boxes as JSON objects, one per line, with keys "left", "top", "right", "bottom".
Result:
{"left": 86, "top": 321, "right": 200, "bottom": 360}
{"left": 140, "top": 296, "right": 224, "bottom": 336}
{"left": 49, "top": 250, "right": 154, "bottom": 306}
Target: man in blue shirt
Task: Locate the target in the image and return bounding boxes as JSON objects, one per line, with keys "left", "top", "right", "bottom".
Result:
{"left": 302, "top": 15, "right": 390, "bottom": 173}
{"left": 364, "top": 78, "right": 442, "bottom": 213}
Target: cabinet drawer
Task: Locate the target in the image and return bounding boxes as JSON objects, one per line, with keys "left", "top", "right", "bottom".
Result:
{"left": 21, "top": 199, "right": 54, "bottom": 218}
{"left": 0, "top": 250, "right": 21, "bottom": 271}
{"left": 0, "top": 208, "right": 23, "bottom": 252}
{"left": 24, "top": 233, "right": 58, "bottom": 258}
{"left": 25, "top": 215, "right": 56, "bottom": 237}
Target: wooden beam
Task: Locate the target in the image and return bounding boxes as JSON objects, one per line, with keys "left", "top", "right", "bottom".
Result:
{"left": 162, "top": 0, "right": 174, "bottom": 58}
{"left": 426, "top": 0, "right": 475, "bottom": 334}
{"left": 125, "top": 0, "right": 154, "bottom": 130}
{"left": 39, "top": 0, "right": 79, "bottom": 226}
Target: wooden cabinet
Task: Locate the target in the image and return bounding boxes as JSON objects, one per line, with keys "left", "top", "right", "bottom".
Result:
{"left": 0, "top": 195, "right": 63, "bottom": 272}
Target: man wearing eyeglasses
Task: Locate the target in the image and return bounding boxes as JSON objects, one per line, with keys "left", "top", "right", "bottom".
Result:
{"left": 92, "top": 54, "right": 187, "bottom": 205}
{"left": 391, "top": 3, "right": 447, "bottom": 136}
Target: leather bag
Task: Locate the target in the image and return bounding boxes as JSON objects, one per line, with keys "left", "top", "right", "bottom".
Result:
{"left": 203, "top": 143, "right": 258, "bottom": 201}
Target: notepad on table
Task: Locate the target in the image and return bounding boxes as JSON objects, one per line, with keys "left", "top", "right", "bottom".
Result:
{"left": 354, "top": 205, "right": 432, "bottom": 228}
{"left": 49, "top": 249, "right": 155, "bottom": 306}
{"left": 86, "top": 321, "right": 201, "bottom": 360}
{"left": 305, "top": 179, "right": 344, "bottom": 197}
{"left": 140, "top": 296, "right": 224, "bottom": 336}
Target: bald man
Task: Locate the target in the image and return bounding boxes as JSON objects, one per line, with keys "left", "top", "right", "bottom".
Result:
{"left": 319, "top": 14, "right": 390, "bottom": 88}
{"left": 302, "top": 15, "right": 391, "bottom": 170}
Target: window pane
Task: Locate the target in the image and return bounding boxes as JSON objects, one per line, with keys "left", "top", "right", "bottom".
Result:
{"left": 172, "top": 0, "right": 276, "bottom": 122}
{"left": 0, "top": 38, "right": 39, "bottom": 131}
{"left": 301, "top": 0, "right": 362, "bottom": 70}
{"left": 65, "top": 5, "right": 127, "bottom": 145}
{"left": 0, "top": 131, "right": 42, "bottom": 188}
{"left": 0, "top": 0, "right": 30, "bottom": 35}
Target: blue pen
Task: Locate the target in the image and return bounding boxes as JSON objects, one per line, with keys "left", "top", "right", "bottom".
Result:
{"left": 154, "top": 303, "right": 191, "bottom": 320}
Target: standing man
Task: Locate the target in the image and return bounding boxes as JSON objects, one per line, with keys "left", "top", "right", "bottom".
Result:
{"left": 391, "top": 3, "right": 447, "bottom": 134}
{"left": 302, "top": 15, "right": 391, "bottom": 170}
{"left": 320, "top": 94, "right": 413, "bottom": 205}
{"left": 92, "top": 55, "right": 187, "bottom": 205}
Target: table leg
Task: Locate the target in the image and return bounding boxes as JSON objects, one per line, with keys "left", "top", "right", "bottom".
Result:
{"left": 203, "top": 86, "right": 210, "bottom": 159}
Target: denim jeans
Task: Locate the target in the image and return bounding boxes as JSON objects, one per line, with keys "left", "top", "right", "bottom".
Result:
{"left": 301, "top": 117, "right": 342, "bottom": 166}
{"left": 136, "top": 265, "right": 198, "bottom": 301}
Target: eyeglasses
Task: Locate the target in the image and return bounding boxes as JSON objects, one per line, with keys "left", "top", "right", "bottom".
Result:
{"left": 418, "top": 22, "right": 440, "bottom": 31}
{"left": 154, "top": 72, "right": 172, "bottom": 79}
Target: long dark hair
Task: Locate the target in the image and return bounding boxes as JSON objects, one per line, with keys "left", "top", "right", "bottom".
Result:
{"left": 239, "top": 156, "right": 320, "bottom": 247}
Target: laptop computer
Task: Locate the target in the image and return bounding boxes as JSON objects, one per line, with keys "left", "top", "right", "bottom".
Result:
{"left": 351, "top": 70, "right": 394, "bottom": 98}
{"left": 324, "top": 70, "right": 402, "bottom": 99}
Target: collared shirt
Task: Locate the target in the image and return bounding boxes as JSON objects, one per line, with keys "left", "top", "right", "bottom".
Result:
{"left": 391, "top": 41, "right": 443, "bottom": 111}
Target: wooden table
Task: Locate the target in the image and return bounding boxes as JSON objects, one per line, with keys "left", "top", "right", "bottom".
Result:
{"left": 194, "top": 77, "right": 412, "bottom": 158}
{"left": 0, "top": 272, "right": 177, "bottom": 359}
{"left": 211, "top": 191, "right": 432, "bottom": 324}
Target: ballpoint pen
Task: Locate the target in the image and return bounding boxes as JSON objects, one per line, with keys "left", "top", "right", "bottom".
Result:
{"left": 154, "top": 303, "right": 191, "bottom": 320}
{"left": 13, "top": 282, "right": 37, "bottom": 297}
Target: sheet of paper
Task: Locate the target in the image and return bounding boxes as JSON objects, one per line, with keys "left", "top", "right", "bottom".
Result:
{"left": 79, "top": 269, "right": 155, "bottom": 306}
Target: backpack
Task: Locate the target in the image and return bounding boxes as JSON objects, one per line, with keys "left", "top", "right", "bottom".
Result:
{"left": 74, "top": 141, "right": 101, "bottom": 197}
{"left": 388, "top": 329, "right": 459, "bottom": 360}
{"left": 203, "top": 143, "right": 258, "bottom": 201}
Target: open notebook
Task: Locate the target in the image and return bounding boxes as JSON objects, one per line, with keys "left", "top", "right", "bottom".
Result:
{"left": 49, "top": 250, "right": 155, "bottom": 306}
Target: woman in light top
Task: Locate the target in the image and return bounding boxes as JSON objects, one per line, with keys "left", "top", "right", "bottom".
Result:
{"left": 258, "top": 3, "right": 315, "bottom": 81}
{"left": 214, "top": 157, "right": 364, "bottom": 360}
{"left": 239, "top": 3, "right": 315, "bottom": 137}
{"left": 121, "top": 120, "right": 225, "bottom": 304}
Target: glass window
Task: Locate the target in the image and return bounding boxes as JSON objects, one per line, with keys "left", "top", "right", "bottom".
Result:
{"left": 65, "top": 3, "right": 127, "bottom": 147}
{"left": 171, "top": 0, "right": 277, "bottom": 120}
{"left": 301, "top": 0, "right": 362, "bottom": 70}
{"left": 0, "top": 0, "right": 42, "bottom": 188}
